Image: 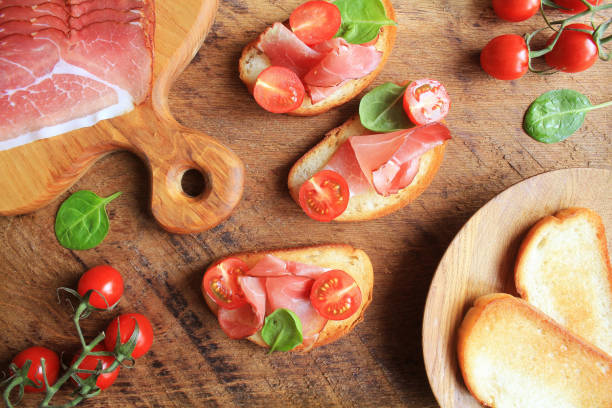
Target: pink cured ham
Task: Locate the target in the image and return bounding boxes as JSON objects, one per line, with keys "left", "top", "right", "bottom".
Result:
{"left": 218, "top": 277, "right": 266, "bottom": 339}
{"left": 325, "top": 123, "right": 451, "bottom": 196}
{"left": 71, "top": 0, "right": 146, "bottom": 17}
{"left": 246, "top": 254, "right": 326, "bottom": 279}
{"left": 0, "top": 0, "right": 153, "bottom": 150}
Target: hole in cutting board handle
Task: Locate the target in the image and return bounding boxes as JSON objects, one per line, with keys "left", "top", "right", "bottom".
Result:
{"left": 181, "top": 168, "right": 208, "bottom": 198}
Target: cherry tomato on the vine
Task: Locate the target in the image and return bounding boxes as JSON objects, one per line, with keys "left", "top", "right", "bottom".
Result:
{"left": 493, "top": 0, "right": 540, "bottom": 22}
{"left": 203, "top": 258, "right": 249, "bottom": 309}
{"left": 554, "top": 0, "right": 601, "bottom": 13}
{"left": 77, "top": 265, "right": 124, "bottom": 309}
{"left": 253, "top": 66, "right": 305, "bottom": 113}
{"left": 11, "top": 347, "right": 60, "bottom": 393}
{"left": 481, "top": 34, "right": 529, "bottom": 80}
{"left": 310, "top": 270, "right": 362, "bottom": 320}
{"left": 290, "top": 0, "right": 342, "bottom": 46}
{"left": 544, "top": 23, "right": 598, "bottom": 73}
{"left": 104, "top": 313, "right": 154, "bottom": 359}
{"left": 72, "top": 345, "right": 119, "bottom": 390}
{"left": 403, "top": 79, "right": 451, "bottom": 125}
{"left": 298, "top": 170, "right": 349, "bottom": 222}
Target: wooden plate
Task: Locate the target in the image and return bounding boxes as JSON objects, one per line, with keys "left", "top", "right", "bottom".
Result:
{"left": 422, "top": 167, "right": 612, "bottom": 407}
{"left": 0, "top": 0, "right": 244, "bottom": 234}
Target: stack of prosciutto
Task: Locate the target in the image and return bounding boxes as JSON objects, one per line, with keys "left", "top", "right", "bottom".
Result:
{"left": 256, "top": 23, "right": 382, "bottom": 104}
{"left": 0, "top": 0, "right": 154, "bottom": 151}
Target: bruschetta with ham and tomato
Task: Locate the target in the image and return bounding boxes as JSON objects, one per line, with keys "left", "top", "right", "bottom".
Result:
{"left": 289, "top": 80, "right": 452, "bottom": 221}
{"left": 239, "top": 0, "right": 397, "bottom": 115}
{"left": 202, "top": 245, "right": 373, "bottom": 352}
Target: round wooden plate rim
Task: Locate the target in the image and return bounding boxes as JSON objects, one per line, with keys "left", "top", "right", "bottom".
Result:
{"left": 421, "top": 167, "right": 612, "bottom": 408}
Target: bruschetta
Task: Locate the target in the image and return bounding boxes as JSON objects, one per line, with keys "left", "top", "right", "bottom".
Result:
{"left": 239, "top": 0, "right": 397, "bottom": 115}
{"left": 202, "top": 245, "right": 373, "bottom": 352}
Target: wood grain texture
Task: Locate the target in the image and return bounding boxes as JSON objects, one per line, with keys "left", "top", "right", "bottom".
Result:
{"left": 423, "top": 168, "right": 612, "bottom": 408}
{"left": 0, "top": 0, "right": 610, "bottom": 407}
{"left": 0, "top": 0, "right": 245, "bottom": 234}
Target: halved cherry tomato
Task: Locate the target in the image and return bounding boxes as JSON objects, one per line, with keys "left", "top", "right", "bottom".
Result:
{"left": 310, "top": 270, "right": 362, "bottom": 320}
{"left": 202, "top": 258, "right": 248, "bottom": 309}
{"left": 72, "top": 345, "right": 119, "bottom": 390}
{"left": 290, "top": 0, "right": 342, "bottom": 46}
{"left": 544, "top": 24, "right": 597, "bottom": 73}
{"left": 403, "top": 79, "right": 450, "bottom": 125}
{"left": 253, "top": 66, "right": 305, "bottom": 113}
{"left": 298, "top": 170, "right": 349, "bottom": 222}
{"left": 493, "top": 0, "right": 540, "bottom": 22}
{"left": 11, "top": 346, "right": 60, "bottom": 393}
{"left": 104, "top": 313, "right": 154, "bottom": 359}
{"left": 77, "top": 265, "right": 124, "bottom": 309}
{"left": 554, "top": 0, "right": 600, "bottom": 13}
{"left": 480, "top": 34, "right": 529, "bottom": 80}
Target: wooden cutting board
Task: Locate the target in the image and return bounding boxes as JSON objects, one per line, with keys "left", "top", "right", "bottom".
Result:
{"left": 422, "top": 167, "right": 612, "bottom": 408}
{"left": 0, "top": 0, "right": 244, "bottom": 234}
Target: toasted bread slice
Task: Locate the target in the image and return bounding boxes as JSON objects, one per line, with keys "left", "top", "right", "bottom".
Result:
{"left": 288, "top": 115, "right": 447, "bottom": 221}
{"left": 458, "top": 293, "right": 612, "bottom": 408}
{"left": 515, "top": 208, "right": 612, "bottom": 356}
{"left": 205, "top": 244, "right": 373, "bottom": 352}
{"left": 238, "top": 0, "right": 397, "bottom": 116}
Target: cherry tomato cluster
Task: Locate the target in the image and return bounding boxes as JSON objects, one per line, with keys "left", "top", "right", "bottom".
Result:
{"left": 1, "top": 266, "right": 153, "bottom": 407}
{"left": 481, "top": 0, "right": 609, "bottom": 80}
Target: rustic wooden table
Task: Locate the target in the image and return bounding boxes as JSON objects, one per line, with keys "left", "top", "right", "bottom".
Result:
{"left": 1, "top": 1, "right": 610, "bottom": 407}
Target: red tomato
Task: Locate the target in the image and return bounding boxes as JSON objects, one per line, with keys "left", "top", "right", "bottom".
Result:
{"left": 253, "top": 66, "right": 305, "bottom": 113}
{"left": 104, "top": 313, "right": 154, "bottom": 359}
{"left": 493, "top": 0, "right": 540, "bottom": 21}
{"left": 298, "top": 170, "right": 349, "bottom": 222}
{"left": 310, "top": 270, "right": 362, "bottom": 320}
{"left": 72, "top": 345, "right": 119, "bottom": 390}
{"left": 202, "top": 258, "right": 248, "bottom": 309}
{"left": 290, "top": 0, "right": 341, "bottom": 45}
{"left": 554, "top": 0, "right": 600, "bottom": 13}
{"left": 11, "top": 347, "right": 60, "bottom": 393}
{"left": 403, "top": 79, "right": 451, "bottom": 125}
{"left": 480, "top": 34, "right": 529, "bottom": 80}
{"left": 77, "top": 265, "right": 124, "bottom": 309}
{"left": 544, "top": 24, "right": 597, "bottom": 73}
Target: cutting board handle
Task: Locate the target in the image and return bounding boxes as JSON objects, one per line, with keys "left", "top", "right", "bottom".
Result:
{"left": 129, "top": 112, "right": 244, "bottom": 234}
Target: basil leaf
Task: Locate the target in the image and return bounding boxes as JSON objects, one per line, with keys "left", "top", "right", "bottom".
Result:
{"left": 261, "top": 308, "right": 303, "bottom": 353}
{"left": 333, "top": 0, "right": 396, "bottom": 44}
{"left": 359, "top": 82, "right": 414, "bottom": 132}
{"left": 55, "top": 190, "right": 121, "bottom": 250}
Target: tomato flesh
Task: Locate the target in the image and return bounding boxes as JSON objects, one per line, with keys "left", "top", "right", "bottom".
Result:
{"left": 202, "top": 258, "right": 248, "bottom": 309}
{"left": 554, "top": 0, "right": 600, "bottom": 13}
{"left": 253, "top": 66, "right": 305, "bottom": 113}
{"left": 298, "top": 170, "right": 349, "bottom": 222}
{"left": 72, "top": 345, "right": 119, "bottom": 390}
{"left": 290, "top": 0, "right": 342, "bottom": 46}
{"left": 480, "top": 34, "right": 529, "bottom": 80}
{"left": 104, "top": 313, "right": 154, "bottom": 359}
{"left": 77, "top": 265, "right": 124, "bottom": 309}
{"left": 310, "top": 270, "right": 362, "bottom": 320}
{"left": 403, "top": 79, "right": 450, "bottom": 125}
{"left": 11, "top": 347, "right": 60, "bottom": 393}
{"left": 545, "top": 24, "right": 597, "bottom": 73}
{"left": 493, "top": 0, "right": 539, "bottom": 21}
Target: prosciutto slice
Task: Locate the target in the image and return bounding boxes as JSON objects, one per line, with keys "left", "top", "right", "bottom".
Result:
{"left": 246, "top": 254, "right": 327, "bottom": 279}
{"left": 0, "top": 0, "right": 153, "bottom": 151}
{"left": 325, "top": 123, "right": 451, "bottom": 196}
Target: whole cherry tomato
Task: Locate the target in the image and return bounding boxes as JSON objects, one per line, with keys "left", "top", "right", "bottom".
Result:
{"left": 481, "top": 34, "right": 529, "bottom": 80}
{"left": 104, "top": 313, "right": 154, "bottom": 359}
{"left": 253, "top": 66, "right": 305, "bottom": 113}
{"left": 544, "top": 23, "right": 598, "bottom": 73}
{"left": 493, "top": 0, "right": 540, "bottom": 22}
{"left": 554, "top": 0, "right": 601, "bottom": 13}
{"left": 11, "top": 347, "right": 60, "bottom": 393}
{"left": 77, "top": 265, "right": 124, "bottom": 309}
{"left": 290, "top": 1, "right": 341, "bottom": 45}
{"left": 72, "top": 345, "right": 119, "bottom": 390}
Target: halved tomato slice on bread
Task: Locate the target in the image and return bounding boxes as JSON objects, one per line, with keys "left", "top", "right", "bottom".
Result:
{"left": 203, "top": 258, "right": 248, "bottom": 309}
{"left": 298, "top": 170, "right": 349, "bottom": 222}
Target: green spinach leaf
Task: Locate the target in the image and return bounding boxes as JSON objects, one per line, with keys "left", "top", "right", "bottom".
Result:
{"left": 261, "top": 308, "right": 303, "bottom": 353}
{"left": 359, "top": 82, "right": 413, "bottom": 132}
{"left": 333, "top": 0, "right": 396, "bottom": 44}
{"left": 524, "top": 89, "right": 611, "bottom": 143}
{"left": 55, "top": 190, "right": 121, "bottom": 250}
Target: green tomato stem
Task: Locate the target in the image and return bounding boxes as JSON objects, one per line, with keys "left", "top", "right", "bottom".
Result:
{"left": 2, "top": 376, "right": 23, "bottom": 408}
